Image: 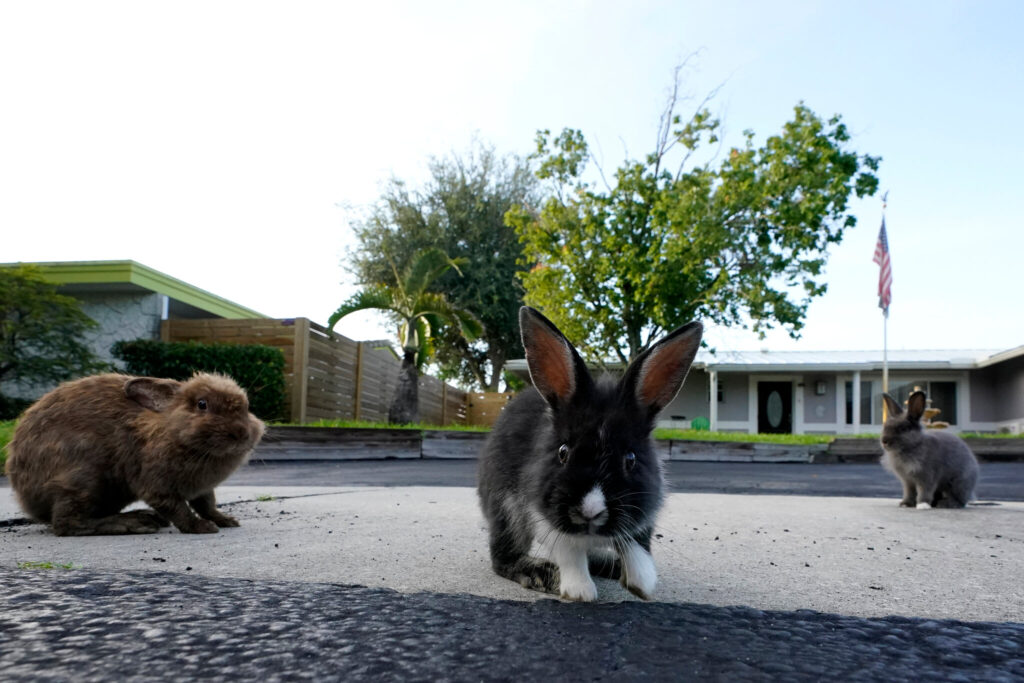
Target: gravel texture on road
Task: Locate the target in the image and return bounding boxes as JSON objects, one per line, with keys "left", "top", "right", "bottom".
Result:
{"left": 2, "top": 567, "right": 1022, "bottom": 682}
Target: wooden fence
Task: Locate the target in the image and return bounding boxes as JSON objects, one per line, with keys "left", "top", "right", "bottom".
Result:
{"left": 465, "top": 392, "right": 514, "bottom": 427}
{"left": 161, "top": 317, "right": 467, "bottom": 425}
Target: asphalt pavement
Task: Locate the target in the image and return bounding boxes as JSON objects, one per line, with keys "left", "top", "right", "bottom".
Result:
{"left": 2, "top": 460, "right": 1023, "bottom": 681}
{"left": 225, "top": 458, "right": 1024, "bottom": 500}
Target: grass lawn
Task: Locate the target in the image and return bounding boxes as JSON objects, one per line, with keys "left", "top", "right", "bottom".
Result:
{"left": 652, "top": 428, "right": 834, "bottom": 445}
{"left": 296, "top": 419, "right": 490, "bottom": 433}
{"left": 2, "top": 418, "right": 1018, "bottom": 474}
{"left": 297, "top": 422, "right": 831, "bottom": 445}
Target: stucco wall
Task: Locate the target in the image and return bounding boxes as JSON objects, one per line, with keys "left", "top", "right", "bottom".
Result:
{"left": 717, "top": 372, "right": 749, "bottom": 422}
{"left": 75, "top": 292, "right": 164, "bottom": 364}
{"left": 971, "top": 356, "right": 1024, "bottom": 423}
{"left": 803, "top": 374, "right": 837, "bottom": 424}
{"left": 661, "top": 372, "right": 710, "bottom": 424}
{"left": 1, "top": 292, "right": 163, "bottom": 401}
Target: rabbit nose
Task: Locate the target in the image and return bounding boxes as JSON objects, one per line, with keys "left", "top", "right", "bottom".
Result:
{"left": 571, "top": 486, "right": 609, "bottom": 529}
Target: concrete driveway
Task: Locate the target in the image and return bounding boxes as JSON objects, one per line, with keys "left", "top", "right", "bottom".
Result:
{"left": 2, "top": 482, "right": 1021, "bottom": 622}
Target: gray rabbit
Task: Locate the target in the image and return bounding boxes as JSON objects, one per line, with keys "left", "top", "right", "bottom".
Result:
{"left": 879, "top": 391, "right": 978, "bottom": 509}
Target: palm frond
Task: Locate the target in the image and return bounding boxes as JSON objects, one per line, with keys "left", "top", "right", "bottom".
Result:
{"left": 451, "top": 308, "right": 484, "bottom": 341}
{"left": 412, "top": 293, "right": 483, "bottom": 341}
{"left": 413, "top": 317, "right": 434, "bottom": 371}
{"left": 403, "top": 248, "right": 465, "bottom": 298}
{"left": 327, "top": 287, "right": 397, "bottom": 331}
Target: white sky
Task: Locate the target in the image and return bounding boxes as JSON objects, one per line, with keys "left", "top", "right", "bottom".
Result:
{"left": 2, "top": 1, "right": 1021, "bottom": 355}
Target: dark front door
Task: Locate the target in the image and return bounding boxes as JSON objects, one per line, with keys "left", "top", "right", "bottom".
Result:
{"left": 757, "top": 382, "right": 792, "bottom": 434}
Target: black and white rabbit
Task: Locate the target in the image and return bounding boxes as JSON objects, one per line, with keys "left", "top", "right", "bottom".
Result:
{"left": 478, "top": 307, "right": 702, "bottom": 601}
{"left": 880, "top": 391, "right": 979, "bottom": 509}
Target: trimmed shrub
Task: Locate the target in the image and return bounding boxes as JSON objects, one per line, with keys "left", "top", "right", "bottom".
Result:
{"left": 112, "top": 339, "right": 287, "bottom": 421}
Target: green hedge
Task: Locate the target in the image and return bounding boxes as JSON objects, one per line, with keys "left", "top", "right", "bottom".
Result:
{"left": 111, "top": 339, "right": 287, "bottom": 421}
{"left": 0, "top": 396, "right": 33, "bottom": 421}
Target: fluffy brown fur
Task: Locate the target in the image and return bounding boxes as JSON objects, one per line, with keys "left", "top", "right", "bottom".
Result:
{"left": 5, "top": 372, "right": 265, "bottom": 536}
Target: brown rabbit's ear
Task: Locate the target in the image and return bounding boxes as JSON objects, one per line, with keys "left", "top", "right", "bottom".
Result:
{"left": 520, "top": 306, "right": 591, "bottom": 408}
{"left": 125, "top": 377, "right": 182, "bottom": 412}
{"left": 906, "top": 391, "right": 927, "bottom": 422}
{"left": 622, "top": 321, "right": 703, "bottom": 417}
{"left": 882, "top": 394, "right": 903, "bottom": 420}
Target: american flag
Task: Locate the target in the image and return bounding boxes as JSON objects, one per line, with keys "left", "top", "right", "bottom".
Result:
{"left": 873, "top": 216, "right": 892, "bottom": 314}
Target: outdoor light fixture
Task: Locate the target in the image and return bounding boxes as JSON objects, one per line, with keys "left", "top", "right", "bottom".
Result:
{"left": 815, "top": 380, "right": 827, "bottom": 396}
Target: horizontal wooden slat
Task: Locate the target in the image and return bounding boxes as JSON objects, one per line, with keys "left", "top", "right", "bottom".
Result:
{"left": 165, "top": 317, "right": 471, "bottom": 425}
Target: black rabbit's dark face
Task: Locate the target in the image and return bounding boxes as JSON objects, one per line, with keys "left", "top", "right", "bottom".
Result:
{"left": 514, "top": 306, "right": 699, "bottom": 540}
{"left": 531, "top": 380, "right": 663, "bottom": 538}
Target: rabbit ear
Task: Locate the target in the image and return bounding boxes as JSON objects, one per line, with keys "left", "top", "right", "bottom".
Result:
{"left": 882, "top": 393, "right": 903, "bottom": 420}
{"left": 519, "top": 306, "right": 591, "bottom": 408}
{"left": 125, "top": 377, "right": 182, "bottom": 412}
{"left": 622, "top": 321, "right": 703, "bottom": 418}
{"left": 906, "top": 391, "right": 927, "bottom": 421}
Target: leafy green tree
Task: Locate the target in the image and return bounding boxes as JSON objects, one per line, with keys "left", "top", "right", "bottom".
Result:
{"left": 347, "top": 142, "right": 538, "bottom": 391}
{"left": 508, "top": 75, "right": 880, "bottom": 364}
{"left": 329, "top": 248, "right": 482, "bottom": 424}
{"left": 0, "top": 265, "right": 103, "bottom": 413}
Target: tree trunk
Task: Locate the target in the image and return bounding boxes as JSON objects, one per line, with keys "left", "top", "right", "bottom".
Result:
{"left": 388, "top": 348, "right": 419, "bottom": 424}
{"left": 485, "top": 350, "right": 506, "bottom": 392}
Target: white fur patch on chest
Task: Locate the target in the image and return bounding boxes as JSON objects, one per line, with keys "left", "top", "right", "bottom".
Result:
{"left": 580, "top": 485, "right": 607, "bottom": 520}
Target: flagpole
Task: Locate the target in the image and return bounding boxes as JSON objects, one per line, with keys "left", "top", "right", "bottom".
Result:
{"left": 881, "top": 192, "right": 889, "bottom": 420}
{"left": 883, "top": 307, "right": 888, "bottom": 397}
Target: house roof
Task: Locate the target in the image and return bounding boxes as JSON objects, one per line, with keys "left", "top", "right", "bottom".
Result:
{"left": 2, "top": 260, "right": 265, "bottom": 319}
{"left": 699, "top": 348, "right": 1001, "bottom": 372}
{"left": 506, "top": 346, "right": 1020, "bottom": 377}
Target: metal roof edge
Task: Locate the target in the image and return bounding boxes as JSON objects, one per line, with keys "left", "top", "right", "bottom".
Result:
{"left": 975, "top": 345, "right": 1024, "bottom": 369}
{"left": 2, "top": 260, "right": 265, "bottom": 319}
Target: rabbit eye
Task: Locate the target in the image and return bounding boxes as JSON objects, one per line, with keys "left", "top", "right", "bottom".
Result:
{"left": 557, "top": 444, "right": 570, "bottom": 465}
{"left": 625, "top": 451, "right": 637, "bottom": 470}
{"left": 197, "top": 399, "right": 208, "bottom": 411}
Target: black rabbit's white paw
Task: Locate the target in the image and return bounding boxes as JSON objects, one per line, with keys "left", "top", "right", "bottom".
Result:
{"left": 621, "top": 541, "right": 657, "bottom": 600}
{"left": 915, "top": 502, "right": 932, "bottom": 509}
{"left": 559, "top": 571, "right": 598, "bottom": 602}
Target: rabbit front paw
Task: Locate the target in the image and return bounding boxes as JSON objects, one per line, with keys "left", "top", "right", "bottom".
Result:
{"left": 209, "top": 512, "right": 240, "bottom": 528}
{"left": 915, "top": 502, "right": 932, "bottom": 510}
{"left": 559, "top": 572, "right": 598, "bottom": 602}
{"left": 620, "top": 540, "right": 657, "bottom": 600}
{"left": 178, "top": 518, "right": 219, "bottom": 534}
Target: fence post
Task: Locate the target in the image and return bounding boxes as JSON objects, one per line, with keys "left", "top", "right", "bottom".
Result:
{"left": 441, "top": 384, "right": 448, "bottom": 425}
{"left": 353, "top": 341, "right": 364, "bottom": 421}
{"left": 292, "top": 318, "right": 310, "bottom": 424}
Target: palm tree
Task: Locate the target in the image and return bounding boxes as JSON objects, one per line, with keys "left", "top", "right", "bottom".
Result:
{"left": 328, "top": 248, "right": 482, "bottom": 424}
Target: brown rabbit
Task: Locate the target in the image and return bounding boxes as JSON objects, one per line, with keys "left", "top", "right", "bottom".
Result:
{"left": 5, "top": 372, "right": 265, "bottom": 536}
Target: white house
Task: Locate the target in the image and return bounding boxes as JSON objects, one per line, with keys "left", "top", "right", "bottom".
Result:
{"left": 507, "top": 346, "right": 1024, "bottom": 435}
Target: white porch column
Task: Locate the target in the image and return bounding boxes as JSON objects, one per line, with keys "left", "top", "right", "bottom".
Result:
{"left": 852, "top": 370, "right": 862, "bottom": 434}
{"left": 709, "top": 369, "right": 718, "bottom": 432}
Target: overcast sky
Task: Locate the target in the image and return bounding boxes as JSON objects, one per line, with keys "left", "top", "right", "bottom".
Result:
{"left": 2, "top": 1, "right": 1021, "bottom": 355}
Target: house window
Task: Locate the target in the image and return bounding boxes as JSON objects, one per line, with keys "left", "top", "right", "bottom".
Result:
{"left": 886, "top": 380, "right": 958, "bottom": 425}
{"left": 929, "top": 382, "right": 957, "bottom": 425}
{"left": 845, "top": 381, "right": 872, "bottom": 425}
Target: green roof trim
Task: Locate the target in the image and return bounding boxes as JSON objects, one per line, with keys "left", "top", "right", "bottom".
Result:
{"left": 3, "top": 260, "right": 265, "bottom": 319}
